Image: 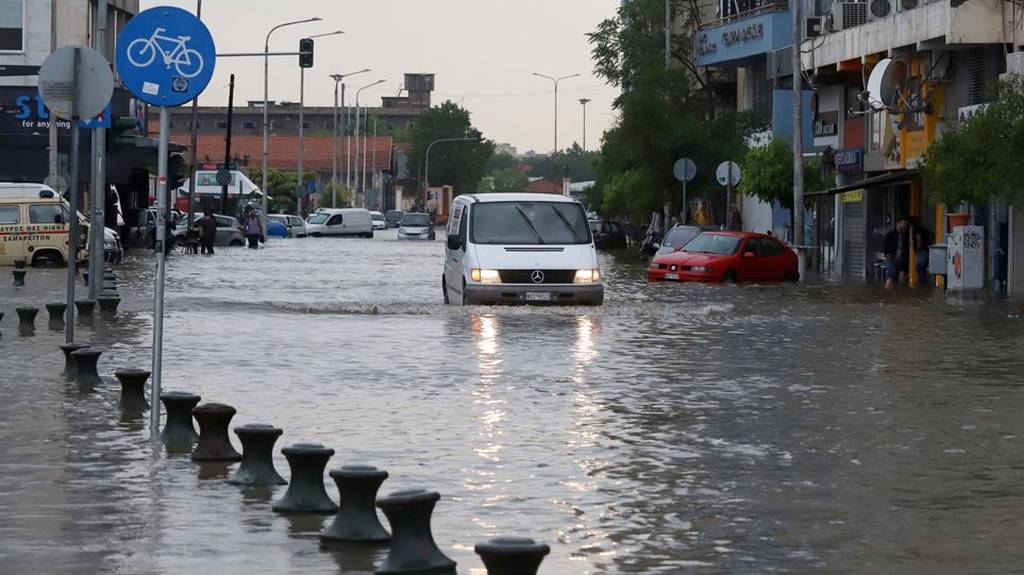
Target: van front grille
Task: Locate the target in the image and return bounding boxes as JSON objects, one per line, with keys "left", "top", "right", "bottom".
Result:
{"left": 498, "top": 270, "right": 576, "bottom": 284}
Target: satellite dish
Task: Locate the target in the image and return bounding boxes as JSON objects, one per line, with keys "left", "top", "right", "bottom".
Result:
{"left": 870, "top": 0, "right": 891, "bottom": 17}
{"left": 865, "top": 58, "right": 905, "bottom": 111}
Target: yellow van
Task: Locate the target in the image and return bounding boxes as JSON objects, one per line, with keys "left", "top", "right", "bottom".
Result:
{"left": 0, "top": 183, "right": 89, "bottom": 267}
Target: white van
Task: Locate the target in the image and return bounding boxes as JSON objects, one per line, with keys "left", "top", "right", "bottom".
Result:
{"left": 0, "top": 183, "right": 88, "bottom": 267}
{"left": 305, "top": 208, "right": 374, "bottom": 238}
{"left": 443, "top": 193, "right": 604, "bottom": 305}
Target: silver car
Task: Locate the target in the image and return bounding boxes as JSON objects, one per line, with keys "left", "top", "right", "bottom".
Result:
{"left": 397, "top": 212, "right": 436, "bottom": 240}
{"left": 656, "top": 225, "right": 715, "bottom": 257}
{"left": 174, "top": 213, "right": 245, "bottom": 246}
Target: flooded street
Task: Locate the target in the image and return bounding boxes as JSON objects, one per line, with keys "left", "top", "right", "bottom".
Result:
{"left": 2, "top": 232, "right": 1024, "bottom": 574}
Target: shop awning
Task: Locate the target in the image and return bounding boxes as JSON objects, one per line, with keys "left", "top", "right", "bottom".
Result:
{"left": 806, "top": 169, "right": 919, "bottom": 197}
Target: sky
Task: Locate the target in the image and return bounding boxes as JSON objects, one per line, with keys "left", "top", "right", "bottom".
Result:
{"left": 140, "top": 0, "right": 623, "bottom": 154}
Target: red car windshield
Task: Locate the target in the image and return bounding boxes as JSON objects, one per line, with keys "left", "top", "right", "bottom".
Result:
{"left": 683, "top": 234, "right": 742, "bottom": 255}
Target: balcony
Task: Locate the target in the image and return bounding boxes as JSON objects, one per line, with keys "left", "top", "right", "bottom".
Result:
{"left": 699, "top": 0, "right": 790, "bottom": 31}
{"left": 803, "top": 0, "right": 1006, "bottom": 71}
{"left": 696, "top": 1, "right": 793, "bottom": 67}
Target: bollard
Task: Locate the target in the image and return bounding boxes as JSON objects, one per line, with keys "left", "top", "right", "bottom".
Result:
{"left": 82, "top": 271, "right": 89, "bottom": 287}
{"left": 229, "top": 424, "right": 287, "bottom": 486}
{"left": 69, "top": 348, "right": 103, "bottom": 388}
{"left": 272, "top": 443, "right": 338, "bottom": 514}
{"left": 14, "top": 259, "right": 25, "bottom": 269}
{"left": 75, "top": 300, "right": 95, "bottom": 321}
{"left": 159, "top": 391, "right": 201, "bottom": 452}
{"left": 12, "top": 269, "right": 26, "bottom": 287}
{"left": 474, "top": 537, "right": 550, "bottom": 575}
{"left": 16, "top": 307, "right": 37, "bottom": 335}
{"left": 375, "top": 489, "right": 457, "bottom": 575}
{"left": 46, "top": 302, "right": 67, "bottom": 331}
{"left": 320, "top": 465, "right": 391, "bottom": 544}
{"left": 59, "top": 342, "right": 91, "bottom": 374}
{"left": 97, "top": 296, "right": 120, "bottom": 319}
{"left": 191, "top": 403, "right": 242, "bottom": 462}
{"left": 114, "top": 369, "right": 151, "bottom": 412}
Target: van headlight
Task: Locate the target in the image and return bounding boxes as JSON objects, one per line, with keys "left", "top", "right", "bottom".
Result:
{"left": 470, "top": 269, "right": 501, "bottom": 285}
{"left": 574, "top": 269, "right": 601, "bottom": 284}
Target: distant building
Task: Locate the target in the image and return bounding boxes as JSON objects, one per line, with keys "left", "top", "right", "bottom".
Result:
{"left": 494, "top": 142, "right": 518, "bottom": 157}
{"left": 526, "top": 179, "right": 564, "bottom": 194}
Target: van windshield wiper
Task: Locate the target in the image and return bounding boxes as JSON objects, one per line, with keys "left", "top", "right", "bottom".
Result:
{"left": 548, "top": 205, "right": 584, "bottom": 243}
{"left": 514, "top": 205, "right": 545, "bottom": 244}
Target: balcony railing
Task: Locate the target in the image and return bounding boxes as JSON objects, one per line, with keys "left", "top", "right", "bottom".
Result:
{"left": 698, "top": 0, "right": 789, "bottom": 31}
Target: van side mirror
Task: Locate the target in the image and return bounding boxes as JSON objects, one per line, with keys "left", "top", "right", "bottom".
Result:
{"left": 447, "top": 234, "right": 462, "bottom": 251}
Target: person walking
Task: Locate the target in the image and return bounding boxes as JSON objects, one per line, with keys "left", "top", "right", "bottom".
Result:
{"left": 198, "top": 209, "right": 217, "bottom": 255}
{"left": 912, "top": 218, "right": 932, "bottom": 285}
{"left": 882, "top": 217, "right": 910, "bottom": 289}
{"left": 241, "top": 209, "right": 263, "bottom": 249}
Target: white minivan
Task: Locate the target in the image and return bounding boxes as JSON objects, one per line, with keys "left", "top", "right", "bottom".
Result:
{"left": 305, "top": 208, "right": 374, "bottom": 238}
{"left": 443, "top": 193, "right": 603, "bottom": 306}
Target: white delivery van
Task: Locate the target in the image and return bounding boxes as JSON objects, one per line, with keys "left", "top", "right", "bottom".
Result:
{"left": 305, "top": 208, "right": 374, "bottom": 238}
{"left": 443, "top": 193, "right": 603, "bottom": 305}
{"left": 0, "top": 183, "right": 88, "bottom": 267}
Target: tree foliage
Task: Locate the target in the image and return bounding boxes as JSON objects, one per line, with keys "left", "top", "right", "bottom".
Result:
{"left": 586, "top": 0, "right": 767, "bottom": 222}
{"left": 409, "top": 101, "right": 495, "bottom": 196}
{"left": 520, "top": 144, "right": 600, "bottom": 182}
{"left": 247, "top": 167, "right": 316, "bottom": 213}
{"left": 921, "top": 77, "right": 1024, "bottom": 207}
{"left": 479, "top": 168, "right": 529, "bottom": 193}
{"left": 738, "top": 138, "right": 825, "bottom": 210}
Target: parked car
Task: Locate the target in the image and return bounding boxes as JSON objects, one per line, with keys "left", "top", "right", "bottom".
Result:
{"left": 589, "top": 219, "right": 627, "bottom": 250}
{"left": 654, "top": 224, "right": 717, "bottom": 257}
{"left": 443, "top": 193, "right": 603, "bottom": 306}
{"left": 265, "top": 219, "right": 289, "bottom": 238}
{"left": 647, "top": 231, "right": 798, "bottom": 283}
{"left": 125, "top": 207, "right": 156, "bottom": 249}
{"left": 397, "top": 212, "right": 436, "bottom": 241}
{"left": 267, "top": 214, "right": 307, "bottom": 238}
{"left": 172, "top": 213, "right": 245, "bottom": 247}
{"left": 305, "top": 208, "right": 373, "bottom": 238}
{"left": 370, "top": 210, "right": 387, "bottom": 230}
{"left": 385, "top": 210, "right": 404, "bottom": 228}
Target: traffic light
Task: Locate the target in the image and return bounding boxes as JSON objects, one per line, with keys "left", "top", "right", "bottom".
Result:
{"left": 299, "top": 38, "right": 314, "bottom": 68}
{"left": 167, "top": 153, "right": 186, "bottom": 191}
{"left": 107, "top": 117, "right": 139, "bottom": 152}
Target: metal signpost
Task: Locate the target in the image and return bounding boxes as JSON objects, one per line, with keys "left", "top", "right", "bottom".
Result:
{"left": 673, "top": 157, "right": 697, "bottom": 224}
{"left": 716, "top": 161, "right": 741, "bottom": 230}
{"left": 115, "top": 5, "right": 216, "bottom": 439}
{"left": 39, "top": 45, "right": 114, "bottom": 344}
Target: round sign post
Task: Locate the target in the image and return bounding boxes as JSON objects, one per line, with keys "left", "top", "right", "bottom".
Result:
{"left": 716, "top": 161, "right": 742, "bottom": 230}
{"left": 39, "top": 45, "right": 114, "bottom": 346}
{"left": 116, "top": 6, "right": 216, "bottom": 440}
{"left": 673, "top": 158, "right": 697, "bottom": 224}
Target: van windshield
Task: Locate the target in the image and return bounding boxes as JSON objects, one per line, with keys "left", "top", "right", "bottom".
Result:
{"left": 308, "top": 213, "right": 330, "bottom": 225}
{"left": 471, "top": 201, "right": 592, "bottom": 245}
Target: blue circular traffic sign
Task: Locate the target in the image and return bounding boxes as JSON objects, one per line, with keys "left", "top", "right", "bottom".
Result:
{"left": 115, "top": 6, "right": 215, "bottom": 107}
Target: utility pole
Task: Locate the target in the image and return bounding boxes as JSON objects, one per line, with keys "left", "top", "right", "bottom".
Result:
{"left": 298, "top": 65, "right": 305, "bottom": 216}
{"left": 88, "top": 0, "right": 108, "bottom": 299}
{"left": 578, "top": 98, "right": 591, "bottom": 152}
{"left": 792, "top": 0, "right": 806, "bottom": 279}
{"left": 665, "top": 0, "right": 672, "bottom": 69}
{"left": 187, "top": 0, "right": 202, "bottom": 233}
{"left": 47, "top": 0, "right": 59, "bottom": 195}
{"left": 532, "top": 73, "right": 580, "bottom": 170}
{"left": 221, "top": 74, "right": 234, "bottom": 214}
{"left": 372, "top": 116, "right": 377, "bottom": 210}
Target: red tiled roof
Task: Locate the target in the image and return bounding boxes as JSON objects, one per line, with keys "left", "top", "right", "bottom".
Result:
{"left": 527, "top": 179, "right": 564, "bottom": 194}
{"left": 168, "top": 133, "right": 394, "bottom": 172}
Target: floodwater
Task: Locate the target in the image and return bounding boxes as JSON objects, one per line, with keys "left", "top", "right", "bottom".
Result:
{"left": 2, "top": 231, "right": 1024, "bottom": 574}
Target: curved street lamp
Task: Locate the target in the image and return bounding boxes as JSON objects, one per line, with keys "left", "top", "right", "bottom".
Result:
{"left": 331, "top": 69, "right": 371, "bottom": 207}
{"left": 532, "top": 72, "right": 580, "bottom": 157}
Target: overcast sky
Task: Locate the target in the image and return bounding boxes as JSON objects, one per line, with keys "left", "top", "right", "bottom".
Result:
{"left": 140, "top": 0, "right": 622, "bottom": 154}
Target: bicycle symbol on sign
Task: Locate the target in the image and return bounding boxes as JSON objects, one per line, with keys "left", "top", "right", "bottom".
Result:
{"left": 126, "top": 27, "right": 204, "bottom": 79}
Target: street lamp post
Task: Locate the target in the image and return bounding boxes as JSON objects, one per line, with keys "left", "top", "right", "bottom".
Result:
{"left": 532, "top": 72, "right": 580, "bottom": 161}
{"left": 424, "top": 137, "right": 481, "bottom": 207}
{"left": 578, "top": 98, "right": 591, "bottom": 152}
{"left": 354, "top": 79, "right": 385, "bottom": 207}
{"left": 331, "top": 69, "right": 370, "bottom": 209}
{"left": 263, "top": 16, "right": 320, "bottom": 232}
{"left": 296, "top": 31, "right": 342, "bottom": 216}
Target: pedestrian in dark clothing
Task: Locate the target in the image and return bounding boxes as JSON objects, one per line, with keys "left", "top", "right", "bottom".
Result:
{"left": 241, "top": 211, "right": 263, "bottom": 249}
{"left": 913, "top": 220, "right": 932, "bottom": 283}
{"left": 198, "top": 209, "right": 217, "bottom": 255}
{"left": 882, "top": 217, "right": 910, "bottom": 288}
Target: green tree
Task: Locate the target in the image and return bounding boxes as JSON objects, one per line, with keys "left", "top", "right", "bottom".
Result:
{"left": 409, "top": 101, "right": 495, "bottom": 196}
{"left": 738, "top": 138, "right": 825, "bottom": 210}
{"left": 921, "top": 78, "right": 1024, "bottom": 207}
{"left": 479, "top": 168, "right": 529, "bottom": 193}
{"left": 246, "top": 168, "right": 316, "bottom": 213}
{"left": 484, "top": 152, "right": 519, "bottom": 173}
{"left": 521, "top": 144, "right": 601, "bottom": 182}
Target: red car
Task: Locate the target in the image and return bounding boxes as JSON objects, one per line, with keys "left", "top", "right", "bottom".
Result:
{"left": 647, "top": 231, "right": 799, "bottom": 283}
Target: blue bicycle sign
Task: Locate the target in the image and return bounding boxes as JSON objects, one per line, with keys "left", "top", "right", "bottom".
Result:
{"left": 126, "top": 27, "right": 205, "bottom": 79}
{"left": 115, "top": 6, "right": 215, "bottom": 107}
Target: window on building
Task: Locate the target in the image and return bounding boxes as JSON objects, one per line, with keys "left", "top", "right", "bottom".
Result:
{"left": 188, "top": 121, "right": 203, "bottom": 130}
{"left": 869, "top": 111, "right": 887, "bottom": 153}
{"left": 0, "top": 205, "right": 19, "bottom": 224}
{"left": 169, "top": 122, "right": 176, "bottom": 130}
{"left": 216, "top": 121, "right": 228, "bottom": 129}
{"left": 243, "top": 121, "right": 256, "bottom": 131}
{"left": 302, "top": 121, "right": 312, "bottom": 130}
{"left": 0, "top": 0, "right": 24, "bottom": 51}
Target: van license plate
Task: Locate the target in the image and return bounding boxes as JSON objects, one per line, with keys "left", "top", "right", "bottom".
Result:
{"left": 525, "top": 292, "right": 551, "bottom": 301}
{"left": 666, "top": 273, "right": 679, "bottom": 280}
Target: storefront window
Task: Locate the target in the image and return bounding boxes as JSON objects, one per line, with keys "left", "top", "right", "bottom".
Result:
{"left": 0, "top": 0, "right": 23, "bottom": 52}
{"left": 869, "top": 110, "right": 888, "bottom": 152}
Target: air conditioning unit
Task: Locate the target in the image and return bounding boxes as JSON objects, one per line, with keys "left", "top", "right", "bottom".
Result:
{"left": 830, "top": 0, "right": 868, "bottom": 31}
{"left": 868, "top": 0, "right": 891, "bottom": 20}
{"left": 805, "top": 16, "right": 824, "bottom": 38}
